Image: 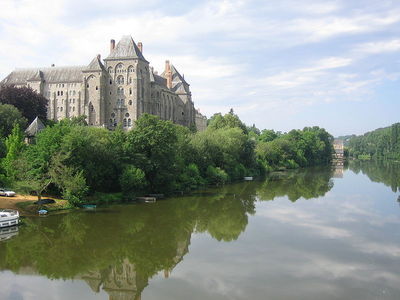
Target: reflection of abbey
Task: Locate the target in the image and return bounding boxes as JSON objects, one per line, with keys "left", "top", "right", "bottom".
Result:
{"left": 1, "top": 36, "right": 207, "bottom": 131}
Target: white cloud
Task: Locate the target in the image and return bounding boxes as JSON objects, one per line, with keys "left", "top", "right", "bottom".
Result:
{"left": 354, "top": 39, "right": 400, "bottom": 54}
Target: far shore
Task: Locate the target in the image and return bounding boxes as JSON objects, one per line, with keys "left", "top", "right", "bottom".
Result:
{"left": 0, "top": 195, "right": 68, "bottom": 216}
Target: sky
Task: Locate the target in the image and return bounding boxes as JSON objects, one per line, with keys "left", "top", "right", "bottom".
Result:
{"left": 0, "top": 0, "right": 399, "bottom": 136}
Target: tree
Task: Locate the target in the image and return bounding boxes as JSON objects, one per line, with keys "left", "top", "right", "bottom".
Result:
{"left": 2, "top": 124, "right": 26, "bottom": 180}
{"left": 0, "top": 85, "right": 48, "bottom": 122}
{"left": 125, "top": 114, "right": 180, "bottom": 192}
{"left": 0, "top": 103, "right": 27, "bottom": 138}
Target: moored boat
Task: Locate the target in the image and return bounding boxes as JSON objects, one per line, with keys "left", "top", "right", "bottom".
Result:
{"left": 0, "top": 209, "right": 19, "bottom": 228}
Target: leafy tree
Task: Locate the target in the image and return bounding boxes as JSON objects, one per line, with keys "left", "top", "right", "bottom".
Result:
{"left": 0, "top": 85, "right": 48, "bottom": 122}
{"left": 0, "top": 104, "right": 27, "bottom": 138}
{"left": 125, "top": 114, "right": 180, "bottom": 192}
{"left": 208, "top": 109, "right": 248, "bottom": 133}
{"left": 120, "top": 165, "right": 147, "bottom": 198}
{"left": 2, "top": 124, "right": 26, "bottom": 180}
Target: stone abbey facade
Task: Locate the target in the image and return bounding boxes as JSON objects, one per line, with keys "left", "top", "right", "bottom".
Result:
{"left": 1, "top": 36, "right": 207, "bottom": 131}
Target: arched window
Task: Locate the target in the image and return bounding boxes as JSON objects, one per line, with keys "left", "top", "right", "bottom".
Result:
{"left": 123, "top": 118, "right": 127, "bottom": 127}
{"left": 117, "top": 87, "right": 124, "bottom": 95}
{"left": 129, "top": 77, "right": 132, "bottom": 84}
{"left": 129, "top": 88, "right": 132, "bottom": 95}
{"left": 117, "top": 76, "right": 124, "bottom": 85}
{"left": 108, "top": 67, "right": 112, "bottom": 73}
{"left": 128, "top": 119, "right": 132, "bottom": 127}
{"left": 128, "top": 66, "right": 134, "bottom": 73}
{"left": 116, "top": 63, "right": 124, "bottom": 73}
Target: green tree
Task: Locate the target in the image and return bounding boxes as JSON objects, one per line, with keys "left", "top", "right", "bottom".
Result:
{"left": 2, "top": 124, "right": 26, "bottom": 180}
{"left": 0, "top": 85, "right": 48, "bottom": 122}
{"left": 0, "top": 103, "right": 27, "bottom": 138}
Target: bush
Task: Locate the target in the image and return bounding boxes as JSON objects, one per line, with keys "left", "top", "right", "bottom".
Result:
{"left": 177, "top": 163, "right": 205, "bottom": 190}
{"left": 120, "top": 165, "right": 147, "bottom": 198}
{"left": 206, "top": 166, "right": 228, "bottom": 185}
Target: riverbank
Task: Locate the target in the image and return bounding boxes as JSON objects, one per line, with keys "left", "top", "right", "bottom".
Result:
{"left": 0, "top": 195, "right": 69, "bottom": 216}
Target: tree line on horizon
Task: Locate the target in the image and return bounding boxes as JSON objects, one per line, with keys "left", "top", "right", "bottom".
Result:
{"left": 0, "top": 85, "right": 334, "bottom": 206}
{"left": 346, "top": 122, "right": 400, "bottom": 160}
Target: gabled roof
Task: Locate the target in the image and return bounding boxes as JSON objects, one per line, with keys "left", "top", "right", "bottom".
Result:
{"left": 27, "top": 70, "right": 44, "bottom": 82}
{"left": 1, "top": 66, "right": 85, "bottom": 85}
{"left": 161, "top": 64, "right": 191, "bottom": 94}
{"left": 85, "top": 56, "right": 106, "bottom": 72}
{"left": 149, "top": 68, "right": 168, "bottom": 88}
{"left": 105, "top": 36, "right": 148, "bottom": 62}
{"left": 25, "top": 117, "right": 45, "bottom": 137}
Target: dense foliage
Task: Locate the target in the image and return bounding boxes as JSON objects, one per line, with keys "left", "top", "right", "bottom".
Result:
{"left": 347, "top": 123, "right": 400, "bottom": 160}
{"left": 0, "top": 85, "right": 48, "bottom": 122}
{"left": 0, "top": 109, "right": 333, "bottom": 206}
{"left": 255, "top": 126, "right": 333, "bottom": 171}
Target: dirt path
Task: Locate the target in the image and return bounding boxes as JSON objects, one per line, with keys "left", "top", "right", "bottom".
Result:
{"left": 0, "top": 195, "right": 37, "bottom": 210}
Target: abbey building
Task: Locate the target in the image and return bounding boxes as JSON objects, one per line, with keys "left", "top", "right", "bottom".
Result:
{"left": 1, "top": 36, "right": 207, "bottom": 131}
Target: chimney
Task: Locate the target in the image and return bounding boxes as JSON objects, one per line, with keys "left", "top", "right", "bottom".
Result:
{"left": 138, "top": 42, "right": 143, "bottom": 53}
{"left": 110, "top": 39, "right": 115, "bottom": 52}
{"left": 165, "top": 60, "right": 172, "bottom": 89}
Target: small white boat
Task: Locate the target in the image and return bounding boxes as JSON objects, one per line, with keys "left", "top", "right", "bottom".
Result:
{"left": 0, "top": 209, "right": 19, "bottom": 228}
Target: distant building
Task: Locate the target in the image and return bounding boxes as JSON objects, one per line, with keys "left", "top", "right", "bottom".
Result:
{"left": 1, "top": 36, "right": 207, "bottom": 131}
{"left": 332, "top": 139, "right": 344, "bottom": 166}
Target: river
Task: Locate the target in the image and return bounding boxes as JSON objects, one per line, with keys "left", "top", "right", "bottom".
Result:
{"left": 0, "top": 161, "right": 399, "bottom": 300}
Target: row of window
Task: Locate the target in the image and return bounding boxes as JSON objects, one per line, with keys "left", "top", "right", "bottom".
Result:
{"left": 55, "top": 83, "right": 78, "bottom": 88}
{"left": 57, "top": 106, "right": 76, "bottom": 112}
{"left": 117, "top": 87, "right": 133, "bottom": 95}
{"left": 108, "top": 64, "right": 135, "bottom": 74}
{"left": 109, "top": 118, "right": 132, "bottom": 127}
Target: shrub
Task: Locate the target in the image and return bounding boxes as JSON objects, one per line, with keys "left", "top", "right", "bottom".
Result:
{"left": 206, "top": 166, "right": 228, "bottom": 185}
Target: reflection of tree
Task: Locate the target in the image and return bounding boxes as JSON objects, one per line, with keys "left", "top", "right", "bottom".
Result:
{"left": 349, "top": 160, "right": 400, "bottom": 193}
{"left": 0, "top": 185, "right": 256, "bottom": 299}
{"left": 257, "top": 167, "right": 334, "bottom": 202}
{"left": 0, "top": 168, "right": 334, "bottom": 298}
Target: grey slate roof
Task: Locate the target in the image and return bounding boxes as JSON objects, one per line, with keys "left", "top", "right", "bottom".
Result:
{"left": 1, "top": 66, "right": 85, "bottom": 85}
{"left": 85, "top": 56, "right": 106, "bottom": 72}
{"left": 161, "top": 64, "right": 190, "bottom": 94}
{"left": 25, "top": 117, "right": 45, "bottom": 137}
{"left": 106, "top": 36, "right": 147, "bottom": 62}
{"left": 27, "top": 70, "right": 44, "bottom": 82}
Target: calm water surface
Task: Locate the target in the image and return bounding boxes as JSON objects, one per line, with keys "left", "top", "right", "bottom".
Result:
{"left": 1, "top": 161, "right": 400, "bottom": 300}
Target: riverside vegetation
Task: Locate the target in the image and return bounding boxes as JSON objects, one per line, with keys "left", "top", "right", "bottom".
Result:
{"left": 347, "top": 122, "right": 400, "bottom": 160}
{"left": 0, "top": 86, "right": 334, "bottom": 207}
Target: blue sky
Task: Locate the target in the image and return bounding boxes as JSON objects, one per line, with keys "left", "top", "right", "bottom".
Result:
{"left": 0, "top": 0, "right": 399, "bottom": 136}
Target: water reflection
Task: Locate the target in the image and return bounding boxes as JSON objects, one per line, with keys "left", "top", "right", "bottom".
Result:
{"left": 0, "top": 226, "right": 18, "bottom": 242}
{"left": 0, "top": 184, "right": 260, "bottom": 299}
{"left": 0, "top": 164, "right": 376, "bottom": 299}
{"left": 257, "top": 167, "right": 334, "bottom": 202}
{"left": 348, "top": 160, "right": 400, "bottom": 192}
